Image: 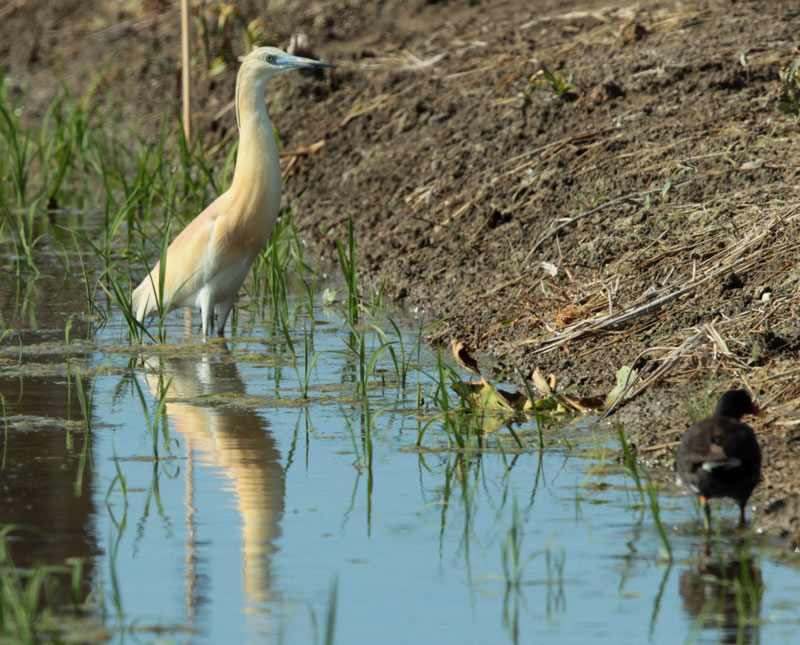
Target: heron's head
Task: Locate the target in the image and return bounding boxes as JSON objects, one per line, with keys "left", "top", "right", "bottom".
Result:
{"left": 239, "top": 46, "right": 333, "bottom": 80}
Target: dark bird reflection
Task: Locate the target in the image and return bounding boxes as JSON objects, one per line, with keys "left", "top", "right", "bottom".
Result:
{"left": 679, "top": 549, "right": 763, "bottom": 644}
{"left": 142, "top": 348, "right": 285, "bottom": 615}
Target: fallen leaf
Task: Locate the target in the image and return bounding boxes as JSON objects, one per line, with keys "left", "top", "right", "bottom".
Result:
{"left": 452, "top": 381, "right": 515, "bottom": 412}
{"left": 606, "top": 365, "right": 638, "bottom": 404}
{"left": 500, "top": 390, "right": 534, "bottom": 411}
{"left": 531, "top": 367, "right": 554, "bottom": 396}
{"left": 450, "top": 339, "right": 482, "bottom": 377}
{"left": 563, "top": 394, "right": 606, "bottom": 412}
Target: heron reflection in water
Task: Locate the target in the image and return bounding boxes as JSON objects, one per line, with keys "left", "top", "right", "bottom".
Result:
{"left": 142, "top": 350, "right": 285, "bottom": 615}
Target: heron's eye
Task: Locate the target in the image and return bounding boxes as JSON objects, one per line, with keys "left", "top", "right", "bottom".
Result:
{"left": 265, "top": 54, "right": 274, "bottom": 63}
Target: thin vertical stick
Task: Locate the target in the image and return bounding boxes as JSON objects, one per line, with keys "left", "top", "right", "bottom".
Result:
{"left": 180, "top": 0, "right": 191, "bottom": 143}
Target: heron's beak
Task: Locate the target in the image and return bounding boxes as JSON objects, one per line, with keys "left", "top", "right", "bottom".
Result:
{"left": 276, "top": 54, "right": 334, "bottom": 70}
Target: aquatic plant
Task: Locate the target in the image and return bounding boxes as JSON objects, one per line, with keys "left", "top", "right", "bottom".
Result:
{"left": 336, "top": 214, "right": 359, "bottom": 326}
{"left": 131, "top": 366, "right": 174, "bottom": 461}
{"left": 0, "top": 526, "right": 89, "bottom": 643}
{"left": 618, "top": 424, "right": 672, "bottom": 560}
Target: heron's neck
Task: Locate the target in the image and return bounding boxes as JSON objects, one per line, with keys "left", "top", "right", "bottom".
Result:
{"left": 229, "top": 72, "right": 282, "bottom": 228}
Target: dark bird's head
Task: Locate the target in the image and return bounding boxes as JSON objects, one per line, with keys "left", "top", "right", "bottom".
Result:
{"left": 713, "top": 389, "right": 759, "bottom": 420}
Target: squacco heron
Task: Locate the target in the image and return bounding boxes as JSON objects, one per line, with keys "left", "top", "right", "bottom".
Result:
{"left": 132, "top": 46, "right": 332, "bottom": 337}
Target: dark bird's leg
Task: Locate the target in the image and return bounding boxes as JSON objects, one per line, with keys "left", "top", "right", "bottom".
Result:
{"left": 701, "top": 495, "right": 712, "bottom": 532}
{"left": 738, "top": 502, "right": 747, "bottom": 528}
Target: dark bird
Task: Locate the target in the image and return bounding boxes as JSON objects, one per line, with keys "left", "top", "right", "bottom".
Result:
{"left": 676, "top": 389, "right": 761, "bottom": 529}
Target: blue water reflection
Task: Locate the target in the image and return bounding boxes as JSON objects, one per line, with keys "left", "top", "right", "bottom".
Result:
{"left": 3, "top": 289, "right": 800, "bottom": 644}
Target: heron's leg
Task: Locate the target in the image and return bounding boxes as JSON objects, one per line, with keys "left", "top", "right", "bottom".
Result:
{"left": 199, "top": 292, "right": 214, "bottom": 337}
{"left": 216, "top": 299, "right": 236, "bottom": 337}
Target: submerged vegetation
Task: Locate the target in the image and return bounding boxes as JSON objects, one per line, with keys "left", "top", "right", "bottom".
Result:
{"left": 0, "top": 525, "right": 103, "bottom": 644}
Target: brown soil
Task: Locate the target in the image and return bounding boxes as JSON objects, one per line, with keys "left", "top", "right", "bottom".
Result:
{"left": 3, "top": 0, "right": 800, "bottom": 540}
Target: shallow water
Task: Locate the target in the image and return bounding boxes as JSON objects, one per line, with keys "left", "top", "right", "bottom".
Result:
{"left": 2, "top": 272, "right": 800, "bottom": 645}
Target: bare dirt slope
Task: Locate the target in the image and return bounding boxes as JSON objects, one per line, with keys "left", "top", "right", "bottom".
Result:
{"left": 3, "top": 0, "right": 800, "bottom": 539}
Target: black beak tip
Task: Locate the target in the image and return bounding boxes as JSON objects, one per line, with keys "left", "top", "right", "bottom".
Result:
{"left": 299, "top": 61, "right": 333, "bottom": 78}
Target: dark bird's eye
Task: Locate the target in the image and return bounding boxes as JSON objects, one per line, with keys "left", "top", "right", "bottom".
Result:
{"left": 265, "top": 54, "right": 274, "bottom": 63}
